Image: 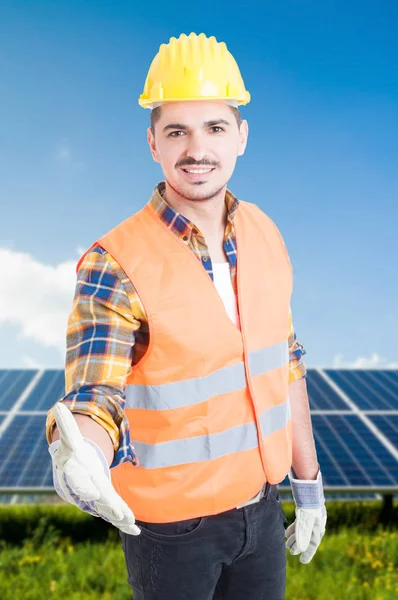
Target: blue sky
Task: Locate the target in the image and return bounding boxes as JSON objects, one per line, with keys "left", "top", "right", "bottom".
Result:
{"left": 1, "top": 0, "right": 397, "bottom": 369}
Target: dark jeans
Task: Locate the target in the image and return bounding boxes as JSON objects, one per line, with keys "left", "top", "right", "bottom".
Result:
{"left": 119, "top": 483, "right": 288, "bottom": 599}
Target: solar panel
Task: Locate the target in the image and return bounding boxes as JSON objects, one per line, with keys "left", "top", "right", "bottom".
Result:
{"left": 315, "top": 414, "right": 397, "bottom": 485}
{"left": 278, "top": 414, "right": 398, "bottom": 489}
{"left": 0, "top": 370, "right": 38, "bottom": 411}
{"left": 324, "top": 369, "right": 398, "bottom": 410}
{"left": 0, "top": 370, "right": 10, "bottom": 385}
{"left": 0, "top": 415, "right": 52, "bottom": 488}
{"left": 368, "top": 415, "right": 398, "bottom": 449}
{"left": 378, "top": 369, "right": 398, "bottom": 392}
{"left": 306, "top": 370, "right": 350, "bottom": 410}
{"left": 22, "top": 370, "right": 65, "bottom": 411}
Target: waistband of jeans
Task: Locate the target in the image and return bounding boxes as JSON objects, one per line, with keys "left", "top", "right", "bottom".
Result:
{"left": 236, "top": 480, "right": 272, "bottom": 509}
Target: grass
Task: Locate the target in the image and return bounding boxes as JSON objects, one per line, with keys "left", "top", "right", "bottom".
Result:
{"left": 0, "top": 501, "right": 396, "bottom": 599}
{"left": 0, "top": 526, "right": 396, "bottom": 599}
{"left": 284, "top": 527, "right": 397, "bottom": 600}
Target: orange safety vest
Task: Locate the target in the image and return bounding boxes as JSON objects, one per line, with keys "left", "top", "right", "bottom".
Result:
{"left": 77, "top": 198, "right": 293, "bottom": 522}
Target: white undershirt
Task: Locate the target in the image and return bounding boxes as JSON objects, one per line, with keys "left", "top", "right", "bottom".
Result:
{"left": 212, "top": 262, "right": 240, "bottom": 329}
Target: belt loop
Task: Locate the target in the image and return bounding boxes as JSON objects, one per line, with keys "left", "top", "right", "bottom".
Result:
{"left": 258, "top": 482, "right": 265, "bottom": 500}
{"left": 264, "top": 481, "right": 271, "bottom": 499}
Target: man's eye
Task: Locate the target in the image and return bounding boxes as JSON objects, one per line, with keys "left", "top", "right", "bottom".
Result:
{"left": 168, "top": 127, "right": 224, "bottom": 137}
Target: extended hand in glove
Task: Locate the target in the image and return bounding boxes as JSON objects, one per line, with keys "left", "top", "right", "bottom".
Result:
{"left": 49, "top": 402, "right": 140, "bottom": 536}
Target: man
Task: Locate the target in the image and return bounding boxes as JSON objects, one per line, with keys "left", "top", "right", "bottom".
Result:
{"left": 47, "top": 32, "right": 327, "bottom": 600}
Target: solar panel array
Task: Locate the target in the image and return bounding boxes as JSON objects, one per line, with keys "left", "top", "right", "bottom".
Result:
{"left": 0, "top": 368, "right": 397, "bottom": 504}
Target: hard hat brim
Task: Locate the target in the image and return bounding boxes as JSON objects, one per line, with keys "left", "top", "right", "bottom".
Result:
{"left": 139, "top": 95, "right": 250, "bottom": 109}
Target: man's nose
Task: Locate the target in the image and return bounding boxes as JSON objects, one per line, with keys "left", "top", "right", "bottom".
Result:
{"left": 185, "top": 134, "right": 207, "bottom": 162}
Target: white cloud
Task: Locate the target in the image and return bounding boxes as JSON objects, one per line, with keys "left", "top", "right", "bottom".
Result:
{"left": 332, "top": 352, "right": 398, "bottom": 369}
{"left": 0, "top": 247, "right": 78, "bottom": 353}
{"left": 22, "top": 355, "right": 47, "bottom": 369}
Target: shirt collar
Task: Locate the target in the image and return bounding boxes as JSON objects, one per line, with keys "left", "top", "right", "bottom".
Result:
{"left": 147, "top": 181, "right": 239, "bottom": 241}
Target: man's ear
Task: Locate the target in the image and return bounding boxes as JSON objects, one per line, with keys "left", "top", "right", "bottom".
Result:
{"left": 147, "top": 127, "right": 160, "bottom": 163}
{"left": 237, "top": 120, "right": 248, "bottom": 157}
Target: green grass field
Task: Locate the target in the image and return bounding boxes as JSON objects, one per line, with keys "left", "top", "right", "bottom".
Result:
{"left": 0, "top": 502, "right": 396, "bottom": 599}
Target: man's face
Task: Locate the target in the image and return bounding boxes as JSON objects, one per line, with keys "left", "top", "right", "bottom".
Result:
{"left": 147, "top": 100, "right": 248, "bottom": 202}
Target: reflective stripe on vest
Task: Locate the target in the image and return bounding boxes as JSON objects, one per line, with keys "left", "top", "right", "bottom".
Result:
{"left": 130, "top": 395, "right": 291, "bottom": 469}
{"left": 125, "top": 338, "right": 289, "bottom": 468}
{"left": 125, "top": 339, "right": 287, "bottom": 411}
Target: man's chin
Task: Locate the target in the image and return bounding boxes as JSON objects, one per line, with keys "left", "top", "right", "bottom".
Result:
{"left": 167, "top": 178, "right": 226, "bottom": 203}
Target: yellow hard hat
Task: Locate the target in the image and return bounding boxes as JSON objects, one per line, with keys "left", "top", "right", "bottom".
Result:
{"left": 139, "top": 32, "right": 251, "bottom": 109}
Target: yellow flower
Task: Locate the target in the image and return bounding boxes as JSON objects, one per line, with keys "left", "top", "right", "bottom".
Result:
{"left": 50, "top": 581, "right": 57, "bottom": 592}
{"left": 18, "top": 555, "right": 41, "bottom": 566}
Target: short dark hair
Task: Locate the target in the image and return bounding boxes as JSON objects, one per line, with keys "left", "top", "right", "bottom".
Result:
{"left": 150, "top": 104, "right": 242, "bottom": 137}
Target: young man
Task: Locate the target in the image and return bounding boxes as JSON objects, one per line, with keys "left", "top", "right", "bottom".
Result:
{"left": 47, "top": 32, "right": 327, "bottom": 600}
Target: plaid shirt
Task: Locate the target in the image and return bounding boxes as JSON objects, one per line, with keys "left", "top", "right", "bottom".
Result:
{"left": 46, "top": 181, "right": 307, "bottom": 469}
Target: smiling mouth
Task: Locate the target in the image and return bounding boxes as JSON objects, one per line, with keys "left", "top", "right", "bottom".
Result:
{"left": 180, "top": 167, "right": 216, "bottom": 178}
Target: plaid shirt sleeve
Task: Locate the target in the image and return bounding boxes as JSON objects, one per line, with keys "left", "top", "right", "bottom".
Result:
{"left": 288, "top": 309, "right": 307, "bottom": 383}
{"left": 45, "top": 247, "right": 141, "bottom": 469}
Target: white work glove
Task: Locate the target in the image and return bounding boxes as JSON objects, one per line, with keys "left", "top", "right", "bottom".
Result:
{"left": 48, "top": 401, "right": 141, "bottom": 535}
{"left": 285, "top": 466, "right": 327, "bottom": 564}
{"left": 285, "top": 505, "right": 327, "bottom": 564}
